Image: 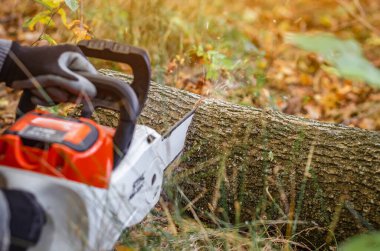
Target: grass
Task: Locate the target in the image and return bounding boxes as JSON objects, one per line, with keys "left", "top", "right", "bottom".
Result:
{"left": 115, "top": 185, "right": 317, "bottom": 251}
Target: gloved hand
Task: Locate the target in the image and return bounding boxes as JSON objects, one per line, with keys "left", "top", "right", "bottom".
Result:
{"left": 0, "top": 42, "right": 97, "bottom": 106}
{"left": 1, "top": 189, "right": 46, "bottom": 251}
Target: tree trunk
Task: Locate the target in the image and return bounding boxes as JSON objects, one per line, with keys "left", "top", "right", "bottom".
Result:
{"left": 98, "top": 70, "right": 380, "bottom": 246}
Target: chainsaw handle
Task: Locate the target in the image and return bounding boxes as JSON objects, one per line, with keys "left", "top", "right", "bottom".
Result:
{"left": 77, "top": 39, "right": 151, "bottom": 113}
{"left": 79, "top": 72, "right": 139, "bottom": 166}
{"left": 17, "top": 40, "right": 151, "bottom": 115}
{"left": 76, "top": 40, "right": 151, "bottom": 165}
{"left": 17, "top": 90, "right": 34, "bottom": 119}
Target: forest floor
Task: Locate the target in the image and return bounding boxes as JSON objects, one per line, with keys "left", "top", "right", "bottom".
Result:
{"left": 0, "top": 0, "right": 379, "bottom": 250}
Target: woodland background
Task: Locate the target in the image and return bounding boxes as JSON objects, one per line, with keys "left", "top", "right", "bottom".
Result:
{"left": 0, "top": 0, "right": 379, "bottom": 250}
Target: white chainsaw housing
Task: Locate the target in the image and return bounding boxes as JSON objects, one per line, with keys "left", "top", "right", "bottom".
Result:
{"left": 0, "top": 119, "right": 192, "bottom": 251}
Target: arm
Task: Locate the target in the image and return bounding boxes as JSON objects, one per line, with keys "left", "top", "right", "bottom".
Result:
{"left": 0, "top": 40, "right": 11, "bottom": 73}
{"left": 0, "top": 190, "right": 10, "bottom": 251}
{"left": 0, "top": 189, "right": 46, "bottom": 251}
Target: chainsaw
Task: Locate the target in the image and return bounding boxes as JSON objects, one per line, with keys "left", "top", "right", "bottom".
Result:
{"left": 0, "top": 40, "right": 195, "bottom": 251}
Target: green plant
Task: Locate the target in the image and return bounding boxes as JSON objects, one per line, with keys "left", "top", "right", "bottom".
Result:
{"left": 286, "top": 33, "right": 380, "bottom": 89}
{"left": 340, "top": 232, "right": 380, "bottom": 251}
{"left": 25, "top": 0, "right": 90, "bottom": 44}
{"left": 193, "top": 45, "right": 238, "bottom": 80}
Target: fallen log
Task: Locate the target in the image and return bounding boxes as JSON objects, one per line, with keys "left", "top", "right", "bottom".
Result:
{"left": 97, "top": 70, "right": 379, "bottom": 247}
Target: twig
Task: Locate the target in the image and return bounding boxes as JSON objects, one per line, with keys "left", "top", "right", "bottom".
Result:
{"left": 265, "top": 237, "right": 312, "bottom": 251}
{"left": 32, "top": 5, "right": 61, "bottom": 46}
{"left": 159, "top": 198, "right": 178, "bottom": 236}
{"left": 353, "top": 0, "right": 366, "bottom": 18}
{"left": 336, "top": 0, "right": 380, "bottom": 36}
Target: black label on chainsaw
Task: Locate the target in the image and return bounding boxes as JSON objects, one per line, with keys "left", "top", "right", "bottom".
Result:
{"left": 129, "top": 175, "right": 144, "bottom": 200}
{"left": 20, "top": 126, "right": 66, "bottom": 143}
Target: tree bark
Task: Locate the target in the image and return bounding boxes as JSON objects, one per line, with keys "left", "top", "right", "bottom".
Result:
{"left": 98, "top": 70, "right": 380, "bottom": 246}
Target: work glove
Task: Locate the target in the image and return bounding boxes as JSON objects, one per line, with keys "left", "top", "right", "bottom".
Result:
{"left": 1, "top": 189, "right": 46, "bottom": 251}
{"left": 0, "top": 41, "right": 97, "bottom": 106}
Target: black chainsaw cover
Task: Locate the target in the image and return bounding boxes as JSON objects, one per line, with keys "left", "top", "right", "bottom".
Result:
{"left": 2, "top": 189, "right": 46, "bottom": 251}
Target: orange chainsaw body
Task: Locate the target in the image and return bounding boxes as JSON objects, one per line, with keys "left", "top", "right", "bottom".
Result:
{"left": 0, "top": 110, "right": 115, "bottom": 188}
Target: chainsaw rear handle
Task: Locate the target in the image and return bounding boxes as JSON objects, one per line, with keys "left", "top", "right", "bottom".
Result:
{"left": 79, "top": 72, "right": 139, "bottom": 165}
{"left": 77, "top": 40, "right": 151, "bottom": 165}
{"left": 78, "top": 39, "right": 151, "bottom": 113}
{"left": 17, "top": 39, "right": 151, "bottom": 115}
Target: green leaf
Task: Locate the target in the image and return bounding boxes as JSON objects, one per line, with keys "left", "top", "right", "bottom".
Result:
{"left": 340, "top": 232, "right": 380, "bottom": 251}
{"left": 285, "top": 33, "right": 380, "bottom": 89}
{"left": 320, "top": 65, "right": 341, "bottom": 77}
{"left": 57, "top": 8, "right": 68, "bottom": 27}
{"left": 34, "top": 0, "right": 63, "bottom": 10}
{"left": 268, "top": 151, "right": 274, "bottom": 162}
{"left": 195, "top": 45, "right": 205, "bottom": 57}
{"left": 206, "top": 68, "right": 218, "bottom": 80}
{"left": 65, "top": 0, "right": 79, "bottom": 11}
{"left": 23, "top": 10, "right": 54, "bottom": 30}
{"left": 41, "top": 34, "right": 57, "bottom": 45}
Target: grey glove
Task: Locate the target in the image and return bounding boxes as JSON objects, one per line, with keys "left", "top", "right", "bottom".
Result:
{"left": 0, "top": 41, "right": 97, "bottom": 106}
